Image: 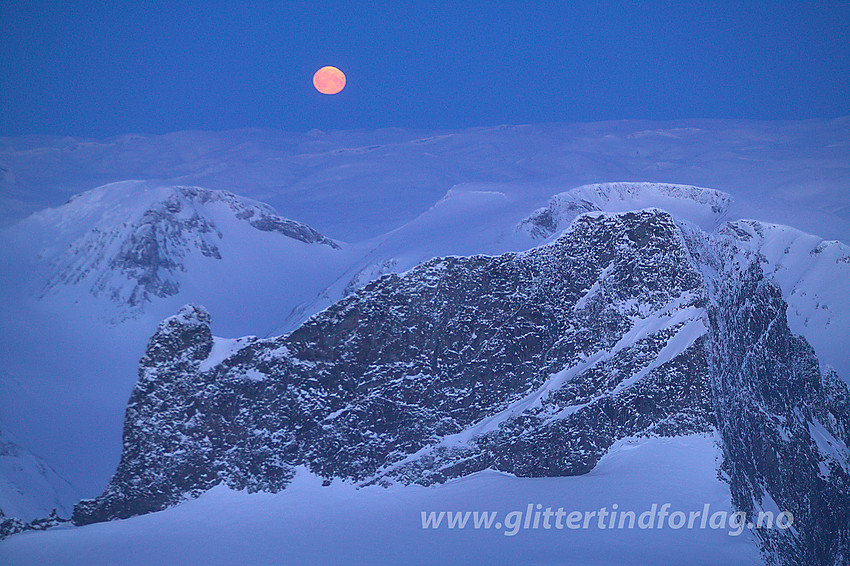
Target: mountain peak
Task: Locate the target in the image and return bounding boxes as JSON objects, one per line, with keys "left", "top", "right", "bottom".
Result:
{"left": 518, "top": 182, "right": 732, "bottom": 240}
{"left": 13, "top": 181, "right": 340, "bottom": 316}
{"left": 140, "top": 304, "right": 214, "bottom": 378}
{"left": 72, "top": 207, "right": 850, "bottom": 563}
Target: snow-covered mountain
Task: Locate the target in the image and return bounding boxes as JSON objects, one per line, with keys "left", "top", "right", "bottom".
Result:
{"left": 70, "top": 209, "right": 849, "bottom": 564}
{"left": 2, "top": 177, "right": 849, "bottom": 528}
{"left": 518, "top": 181, "right": 732, "bottom": 239}
{"left": 718, "top": 219, "right": 850, "bottom": 381}
{"left": 2, "top": 119, "right": 850, "bottom": 564}
{"left": 12, "top": 180, "right": 340, "bottom": 319}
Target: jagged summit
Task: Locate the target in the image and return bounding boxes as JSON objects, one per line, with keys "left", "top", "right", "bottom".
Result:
{"left": 73, "top": 208, "right": 850, "bottom": 564}
{"left": 282, "top": 182, "right": 734, "bottom": 333}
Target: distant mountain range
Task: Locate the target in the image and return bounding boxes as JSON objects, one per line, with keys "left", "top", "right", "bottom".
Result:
{"left": 2, "top": 120, "right": 849, "bottom": 243}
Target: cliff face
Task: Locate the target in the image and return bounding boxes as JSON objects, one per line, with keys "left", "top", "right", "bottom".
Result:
{"left": 73, "top": 209, "right": 850, "bottom": 564}
{"left": 705, "top": 253, "right": 850, "bottom": 565}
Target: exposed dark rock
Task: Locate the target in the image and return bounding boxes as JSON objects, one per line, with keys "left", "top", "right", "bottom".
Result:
{"left": 72, "top": 210, "right": 850, "bottom": 564}
{"left": 248, "top": 216, "right": 339, "bottom": 249}
{"left": 1, "top": 509, "right": 69, "bottom": 540}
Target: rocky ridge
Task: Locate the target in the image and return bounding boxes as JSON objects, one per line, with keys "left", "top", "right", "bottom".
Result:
{"left": 73, "top": 209, "right": 850, "bottom": 564}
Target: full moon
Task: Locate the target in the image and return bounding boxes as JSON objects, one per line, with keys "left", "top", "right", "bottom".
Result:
{"left": 313, "top": 66, "right": 346, "bottom": 95}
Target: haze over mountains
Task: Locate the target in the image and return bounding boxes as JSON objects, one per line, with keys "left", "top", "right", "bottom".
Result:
{"left": 1, "top": 118, "right": 849, "bottom": 564}
{"left": 2, "top": 119, "right": 849, "bottom": 243}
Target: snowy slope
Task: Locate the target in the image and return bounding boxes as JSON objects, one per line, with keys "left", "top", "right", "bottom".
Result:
{"left": 0, "top": 434, "right": 763, "bottom": 566}
{"left": 0, "top": 427, "right": 76, "bottom": 522}
{"left": 720, "top": 219, "right": 850, "bottom": 382}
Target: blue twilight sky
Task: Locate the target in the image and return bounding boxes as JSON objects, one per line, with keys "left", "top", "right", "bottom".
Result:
{"left": 1, "top": 0, "right": 849, "bottom": 137}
